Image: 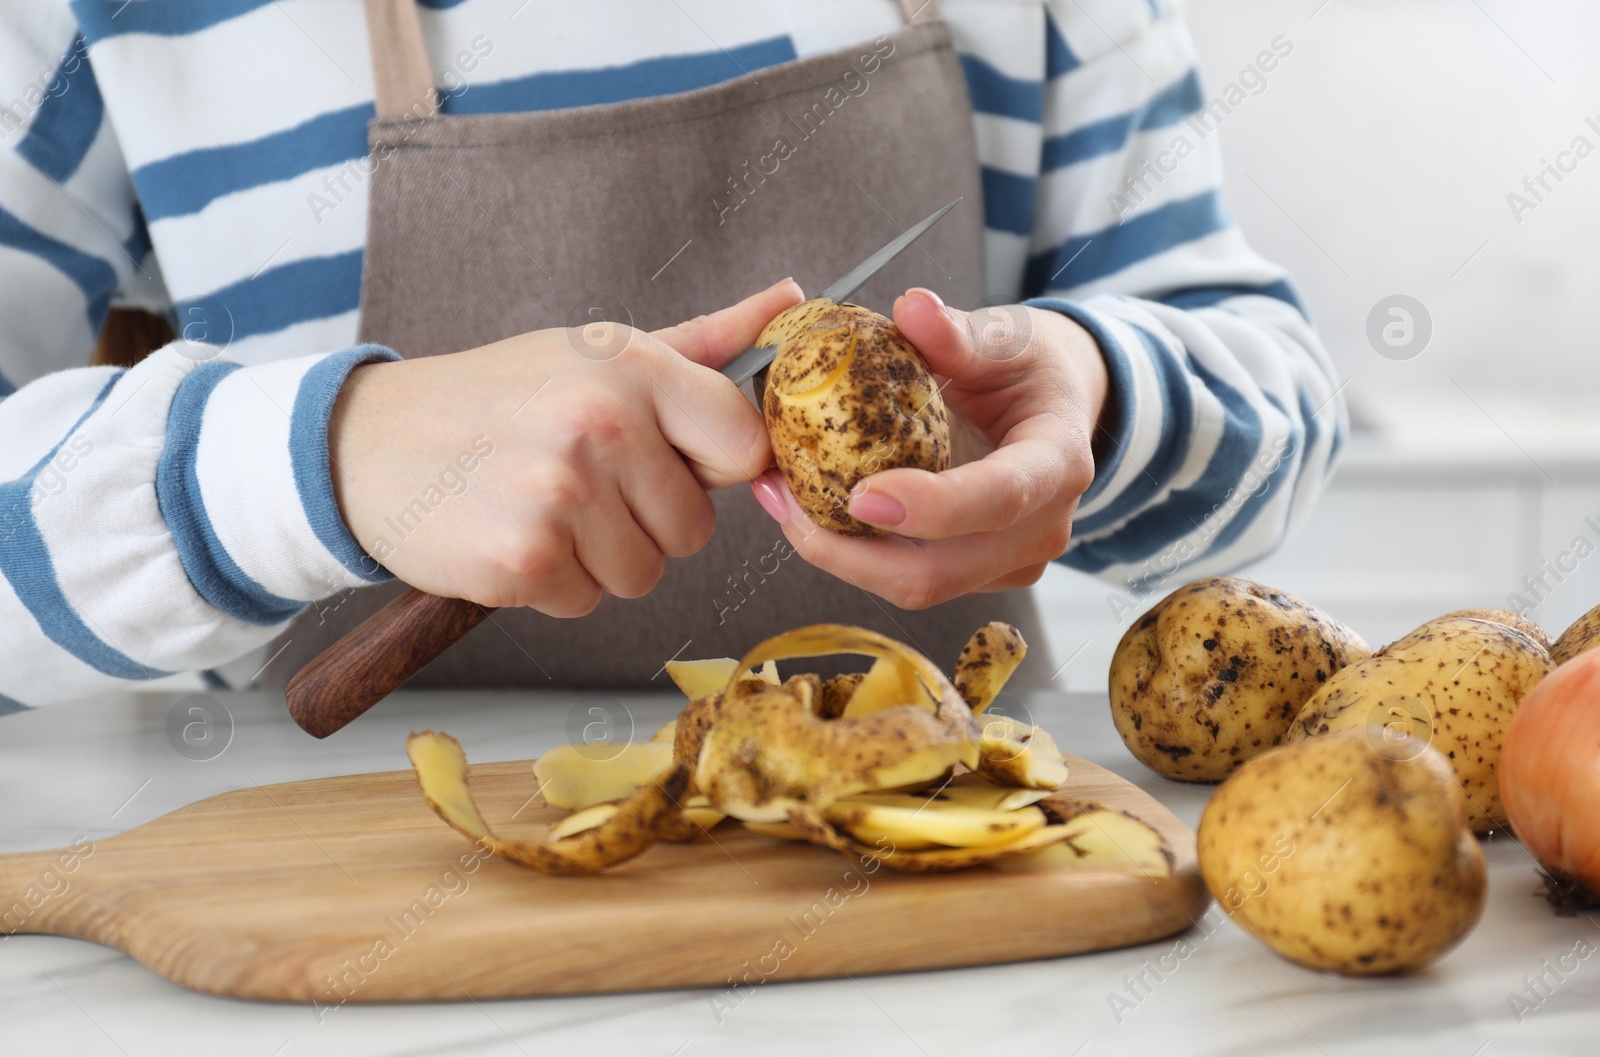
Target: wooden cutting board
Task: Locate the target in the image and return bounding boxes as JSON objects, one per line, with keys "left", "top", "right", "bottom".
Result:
{"left": 0, "top": 754, "right": 1208, "bottom": 1003}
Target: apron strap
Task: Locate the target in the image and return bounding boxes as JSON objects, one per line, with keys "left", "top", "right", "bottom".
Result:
{"left": 363, "top": 0, "right": 439, "bottom": 120}
{"left": 361, "top": 0, "right": 935, "bottom": 121}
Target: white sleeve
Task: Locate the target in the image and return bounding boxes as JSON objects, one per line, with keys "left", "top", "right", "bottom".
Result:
{"left": 0, "top": 7, "right": 397, "bottom": 708}
{"left": 0, "top": 343, "right": 400, "bottom": 708}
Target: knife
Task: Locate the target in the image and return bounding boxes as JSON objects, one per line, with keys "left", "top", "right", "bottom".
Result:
{"left": 718, "top": 197, "right": 959, "bottom": 385}
{"left": 285, "top": 198, "right": 962, "bottom": 738}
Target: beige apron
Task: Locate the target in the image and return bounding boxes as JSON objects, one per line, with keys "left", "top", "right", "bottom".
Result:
{"left": 264, "top": 0, "right": 1055, "bottom": 689}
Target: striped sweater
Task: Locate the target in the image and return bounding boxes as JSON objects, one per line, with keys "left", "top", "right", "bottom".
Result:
{"left": 0, "top": 0, "right": 1344, "bottom": 708}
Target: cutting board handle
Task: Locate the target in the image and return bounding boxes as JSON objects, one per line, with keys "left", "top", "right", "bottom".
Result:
{"left": 0, "top": 845, "right": 88, "bottom": 938}
{"left": 285, "top": 588, "right": 493, "bottom": 739}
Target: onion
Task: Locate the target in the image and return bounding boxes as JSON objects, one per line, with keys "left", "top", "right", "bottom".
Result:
{"left": 1500, "top": 647, "right": 1600, "bottom": 911}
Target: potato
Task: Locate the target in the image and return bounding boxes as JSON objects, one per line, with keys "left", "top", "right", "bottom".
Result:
{"left": 1109, "top": 577, "right": 1371, "bottom": 782}
{"left": 1432, "top": 608, "right": 1548, "bottom": 650}
{"left": 1552, "top": 601, "right": 1600, "bottom": 665}
{"left": 758, "top": 299, "right": 949, "bottom": 536}
{"left": 1285, "top": 616, "right": 1552, "bottom": 832}
{"left": 1197, "top": 728, "right": 1486, "bottom": 974}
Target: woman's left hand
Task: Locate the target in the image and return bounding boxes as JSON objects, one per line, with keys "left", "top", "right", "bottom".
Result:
{"left": 751, "top": 287, "right": 1110, "bottom": 610}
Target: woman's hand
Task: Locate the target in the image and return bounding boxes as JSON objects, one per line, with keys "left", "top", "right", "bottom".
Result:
{"left": 751, "top": 287, "right": 1110, "bottom": 610}
{"left": 330, "top": 278, "right": 804, "bottom": 614}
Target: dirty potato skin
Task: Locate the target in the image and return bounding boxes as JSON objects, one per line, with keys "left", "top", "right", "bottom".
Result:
{"left": 953, "top": 621, "right": 1028, "bottom": 714}
{"left": 1109, "top": 578, "right": 1371, "bottom": 783}
{"left": 1286, "top": 617, "right": 1552, "bottom": 833}
{"left": 1197, "top": 729, "right": 1486, "bottom": 975}
{"left": 1428, "top": 608, "right": 1549, "bottom": 651}
{"left": 758, "top": 299, "right": 949, "bottom": 536}
{"left": 816, "top": 672, "right": 865, "bottom": 719}
{"left": 695, "top": 684, "right": 977, "bottom": 823}
{"left": 1552, "top": 601, "right": 1600, "bottom": 665}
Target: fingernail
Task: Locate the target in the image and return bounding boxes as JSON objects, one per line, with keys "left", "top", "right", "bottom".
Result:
{"left": 849, "top": 489, "right": 906, "bottom": 527}
{"left": 752, "top": 473, "right": 787, "bottom": 522}
{"left": 908, "top": 287, "right": 945, "bottom": 311}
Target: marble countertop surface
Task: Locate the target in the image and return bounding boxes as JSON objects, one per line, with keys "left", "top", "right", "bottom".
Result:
{"left": 1, "top": 686, "right": 1595, "bottom": 1057}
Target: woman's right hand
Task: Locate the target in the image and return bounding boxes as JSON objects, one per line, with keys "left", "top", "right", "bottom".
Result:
{"left": 328, "top": 278, "right": 803, "bottom": 615}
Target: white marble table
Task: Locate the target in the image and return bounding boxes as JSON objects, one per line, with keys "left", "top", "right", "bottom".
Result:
{"left": 1, "top": 687, "right": 1594, "bottom": 1057}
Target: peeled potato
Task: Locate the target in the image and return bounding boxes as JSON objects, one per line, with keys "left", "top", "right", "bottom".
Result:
{"left": 758, "top": 299, "right": 949, "bottom": 536}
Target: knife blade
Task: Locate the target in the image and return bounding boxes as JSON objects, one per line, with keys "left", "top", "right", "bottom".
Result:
{"left": 719, "top": 197, "right": 961, "bottom": 386}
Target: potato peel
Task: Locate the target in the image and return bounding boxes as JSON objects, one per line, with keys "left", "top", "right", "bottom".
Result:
{"left": 407, "top": 731, "right": 689, "bottom": 876}
{"left": 822, "top": 797, "right": 1048, "bottom": 850}
{"left": 696, "top": 684, "right": 974, "bottom": 822}
{"left": 656, "top": 798, "right": 727, "bottom": 842}
{"left": 743, "top": 819, "right": 810, "bottom": 842}
{"left": 817, "top": 672, "right": 864, "bottom": 719}
{"left": 841, "top": 655, "right": 928, "bottom": 718}
{"left": 665, "top": 658, "right": 778, "bottom": 703}
{"left": 788, "top": 797, "right": 1173, "bottom": 876}
{"left": 953, "top": 622, "right": 1028, "bottom": 714}
{"left": 1023, "top": 798, "right": 1176, "bottom": 878}
{"left": 672, "top": 690, "right": 721, "bottom": 769}
{"left": 728, "top": 624, "right": 970, "bottom": 731}
{"left": 938, "top": 772, "right": 1053, "bottom": 812}
{"left": 532, "top": 741, "right": 673, "bottom": 811}
{"left": 692, "top": 625, "right": 985, "bottom": 822}
{"left": 974, "top": 713, "right": 1070, "bottom": 790}
{"left": 405, "top": 624, "right": 1082, "bottom": 880}
{"left": 786, "top": 803, "right": 1078, "bottom": 873}
{"left": 548, "top": 803, "right": 619, "bottom": 842}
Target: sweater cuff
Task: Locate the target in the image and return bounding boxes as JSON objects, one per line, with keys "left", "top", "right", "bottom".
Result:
{"left": 1024, "top": 296, "right": 1149, "bottom": 509}
{"left": 183, "top": 343, "right": 400, "bottom": 606}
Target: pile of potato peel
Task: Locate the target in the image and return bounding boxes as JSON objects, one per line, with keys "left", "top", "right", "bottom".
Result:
{"left": 407, "top": 623, "right": 1173, "bottom": 879}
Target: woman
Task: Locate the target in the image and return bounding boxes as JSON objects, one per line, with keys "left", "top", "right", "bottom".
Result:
{"left": 0, "top": 0, "right": 1340, "bottom": 707}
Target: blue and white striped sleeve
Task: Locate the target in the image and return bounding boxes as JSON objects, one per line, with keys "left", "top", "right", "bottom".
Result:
{"left": 0, "top": 9, "right": 395, "bottom": 708}
{"left": 1016, "top": 0, "right": 1345, "bottom": 596}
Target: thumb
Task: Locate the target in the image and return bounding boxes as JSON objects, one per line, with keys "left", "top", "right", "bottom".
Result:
{"left": 892, "top": 287, "right": 1033, "bottom": 386}
{"left": 653, "top": 277, "right": 805, "bottom": 370}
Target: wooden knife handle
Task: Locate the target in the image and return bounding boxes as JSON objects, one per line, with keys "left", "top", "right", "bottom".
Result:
{"left": 285, "top": 589, "right": 494, "bottom": 738}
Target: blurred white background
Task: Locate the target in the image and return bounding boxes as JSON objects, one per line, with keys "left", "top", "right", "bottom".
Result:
{"left": 1037, "top": 0, "right": 1600, "bottom": 683}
